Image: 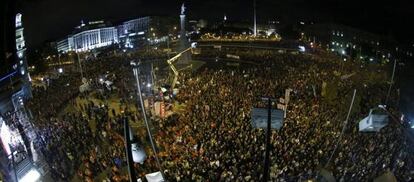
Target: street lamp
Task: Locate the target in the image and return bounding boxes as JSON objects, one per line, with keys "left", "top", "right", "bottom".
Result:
{"left": 130, "top": 60, "right": 164, "bottom": 179}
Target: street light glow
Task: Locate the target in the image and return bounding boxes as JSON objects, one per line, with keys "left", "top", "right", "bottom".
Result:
{"left": 19, "top": 169, "right": 41, "bottom": 182}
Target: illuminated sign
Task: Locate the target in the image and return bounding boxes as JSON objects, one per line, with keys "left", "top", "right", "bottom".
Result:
{"left": 89, "top": 20, "right": 104, "bottom": 25}
{"left": 16, "top": 13, "right": 22, "bottom": 27}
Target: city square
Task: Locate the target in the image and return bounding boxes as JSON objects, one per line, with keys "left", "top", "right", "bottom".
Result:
{"left": 1, "top": 0, "right": 414, "bottom": 181}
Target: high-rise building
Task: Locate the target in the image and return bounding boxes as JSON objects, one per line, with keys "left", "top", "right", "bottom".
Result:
{"left": 1, "top": 9, "right": 38, "bottom": 182}
{"left": 15, "top": 13, "right": 28, "bottom": 78}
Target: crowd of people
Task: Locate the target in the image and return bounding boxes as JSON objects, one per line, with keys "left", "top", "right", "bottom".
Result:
{"left": 22, "top": 45, "right": 413, "bottom": 181}
{"left": 27, "top": 55, "right": 145, "bottom": 181}
{"left": 155, "top": 48, "right": 413, "bottom": 181}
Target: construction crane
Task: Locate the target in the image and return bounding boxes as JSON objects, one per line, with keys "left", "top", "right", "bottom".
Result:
{"left": 167, "top": 47, "right": 193, "bottom": 89}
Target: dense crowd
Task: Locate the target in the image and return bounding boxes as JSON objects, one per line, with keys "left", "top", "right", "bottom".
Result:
{"left": 24, "top": 46, "right": 413, "bottom": 181}
{"left": 157, "top": 49, "right": 413, "bottom": 181}
{"left": 27, "top": 56, "right": 142, "bottom": 181}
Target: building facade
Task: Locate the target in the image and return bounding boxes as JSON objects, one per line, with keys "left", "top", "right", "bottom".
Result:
{"left": 56, "top": 17, "right": 153, "bottom": 53}
{"left": 117, "top": 17, "right": 150, "bottom": 49}
{"left": 15, "top": 13, "right": 28, "bottom": 78}
{"left": 57, "top": 27, "right": 118, "bottom": 53}
{"left": 72, "top": 27, "right": 118, "bottom": 52}
{"left": 1, "top": 12, "right": 37, "bottom": 182}
{"left": 56, "top": 36, "right": 73, "bottom": 53}
{"left": 303, "top": 23, "right": 407, "bottom": 63}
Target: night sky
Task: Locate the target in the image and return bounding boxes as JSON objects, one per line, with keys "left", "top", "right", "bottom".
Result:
{"left": 19, "top": 0, "right": 414, "bottom": 48}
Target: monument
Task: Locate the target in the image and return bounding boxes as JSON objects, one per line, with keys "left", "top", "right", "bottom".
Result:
{"left": 178, "top": 3, "right": 191, "bottom": 64}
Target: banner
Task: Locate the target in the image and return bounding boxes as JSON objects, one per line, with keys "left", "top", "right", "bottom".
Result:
{"left": 251, "top": 108, "right": 284, "bottom": 129}
{"left": 145, "top": 171, "right": 164, "bottom": 182}
{"left": 321, "top": 81, "right": 327, "bottom": 97}
{"left": 277, "top": 104, "right": 285, "bottom": 110}
{"left": 160, "top": 102, "right": 165, "bottom": 118}
{"left": 285, "top": 88, "right": 292, "bottom": 103}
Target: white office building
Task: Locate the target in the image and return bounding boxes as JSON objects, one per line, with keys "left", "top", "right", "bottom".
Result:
{"left": 72, "top": 27, "right": 118, "bottom": 52}
{"left": 57, "top": 22, "right": 118, "bottom": 53}
{"left": 56, "top": 17, "right": 152, "bottom": 53}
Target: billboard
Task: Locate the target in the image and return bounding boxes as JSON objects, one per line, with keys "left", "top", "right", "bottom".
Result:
{"left": 251, "top": 108, "right": 284, "bottom": 129}
{"left": 359, "top": 110, "right": 389, "bottom": 132}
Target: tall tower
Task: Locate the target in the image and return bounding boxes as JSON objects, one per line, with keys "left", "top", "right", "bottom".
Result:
{"left": 253, "top": 0, "right": 257, "bottom": 36}
{"left": 15, "top": 13, "right": 31, "bottom": 98}
{"left": 15, "top": 14, "right": 26, "bottom": 76}
{"left": 178, "top": 3, "right": 190, "bottom": 64}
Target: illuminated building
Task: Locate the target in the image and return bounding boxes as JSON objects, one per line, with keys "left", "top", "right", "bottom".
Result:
{"left": 56, "top": 36, "right": 73, "bottom": 53}
{"left": 117, "top": 17, "right": 150, "bottom": 48}
{"left": 57, "top": 21, "right": 119, "bottom": 53}
{"left": 15, "top": 13, "right": 29, "bottom": 80}
{"left": 1, "top": 11, "right": 38, "bottom": 182}
{"left": 73, "top": 26, "right": 118, "bottom": 52}
{"left": 56, "top": 18, "right": 152, "bottom": 53}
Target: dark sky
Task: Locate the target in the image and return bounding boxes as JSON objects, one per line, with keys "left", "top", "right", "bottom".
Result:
{"left": 19, "top": 0, "right": 414, "bottom": 48}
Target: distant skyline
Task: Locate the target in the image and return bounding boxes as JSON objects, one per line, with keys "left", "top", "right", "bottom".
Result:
{"left": 19, "top": 0, "right": 414, "bottom": 48}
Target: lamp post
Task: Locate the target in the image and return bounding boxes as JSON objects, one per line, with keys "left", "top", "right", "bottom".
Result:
{"left": 263, "top": 97, "right": 272, "bottom": 182}
{"left": 385, "top": 59, "right": 397, "bottom": 104}
{"left": 130, "top": 60, "right": 164, "bottom": 178}
{"left": 123, "top": 117, "right": 137, "bottom": 182}
{"left": 325, "top": 89, "right": 357, "bottom": 167}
